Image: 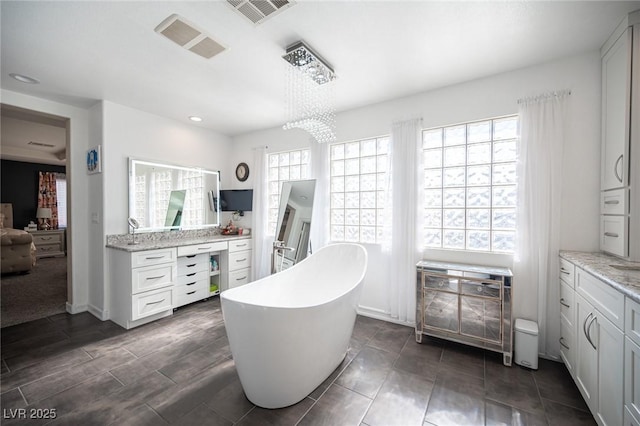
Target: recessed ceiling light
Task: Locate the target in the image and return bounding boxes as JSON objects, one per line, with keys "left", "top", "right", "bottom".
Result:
{"left": 10, "top": 73, "right": 40, "bottom": 84}
{"left": 189, "top": 116, "right": 203, "bottom": 122}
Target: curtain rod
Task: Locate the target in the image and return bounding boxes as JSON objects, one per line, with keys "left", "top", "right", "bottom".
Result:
{"left": 517, "top": 89, "right": 571, "bottom": 105}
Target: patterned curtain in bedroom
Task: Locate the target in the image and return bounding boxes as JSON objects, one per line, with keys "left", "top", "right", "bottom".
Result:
{"left": 38, "top": 171, "right": 59, "bottom": 229}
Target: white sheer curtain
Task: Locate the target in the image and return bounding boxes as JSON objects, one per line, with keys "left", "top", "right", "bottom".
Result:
{"left": 514, "top": 90, "right": 570, "bottom": 358}
{"left": 310, "top": 141, "right": 329, "bottom": 253}
{"left": 385, "top": 118, "right": 422, "bottom": 323}
{"left": 251, "top": 147, "right": 271, "bottom": 281}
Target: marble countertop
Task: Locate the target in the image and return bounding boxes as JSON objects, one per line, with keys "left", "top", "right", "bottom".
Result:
{"left": 106, "top": 234, "right": 251, "bottom": 252}
{"left": 559, "top": 250, "right": 640, "bottom": 304}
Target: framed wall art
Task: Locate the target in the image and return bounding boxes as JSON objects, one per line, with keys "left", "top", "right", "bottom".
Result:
{"left": 87, "top": 145, "right": 102, "bottom": 174}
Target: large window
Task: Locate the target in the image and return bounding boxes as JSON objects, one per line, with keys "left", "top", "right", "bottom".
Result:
{"left": 329, "top": 136, "right": 389, "bottom": 243}
{"left": 267, "top": 149, "right": 310, "bottom": 234}
{"left": 421, "top": 116, "right": 518, "bottom": 253}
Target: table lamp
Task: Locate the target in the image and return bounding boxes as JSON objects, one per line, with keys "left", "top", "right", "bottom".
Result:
{"left": 36, "top": 207, "right": 52, "bottom": 230}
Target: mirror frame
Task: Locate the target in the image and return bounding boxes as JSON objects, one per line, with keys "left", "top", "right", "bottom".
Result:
{"left": 128, "top": 158, "right": 221, "bottom": 232}
{"left": 274, "top": 179, "right": 316, "bottom": 269}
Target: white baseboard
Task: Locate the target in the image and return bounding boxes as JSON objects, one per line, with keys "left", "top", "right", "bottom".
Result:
{"left": 65, "top": 302, "right": 87, "bottom": 314}
{"left": 87, "top": 304, "right": 110, "bottom": 321}
{"left": 357, "top": 305, "right": 416, "bottom": 328}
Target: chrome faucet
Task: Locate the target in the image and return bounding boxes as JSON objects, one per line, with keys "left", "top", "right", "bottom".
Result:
{"left": 271, "top": 240, "right": 296, "bottom": 273}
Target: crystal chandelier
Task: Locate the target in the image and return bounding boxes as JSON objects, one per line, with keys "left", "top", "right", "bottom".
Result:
{"left": 282, "top": 41, "right": 337, "bottom": 143}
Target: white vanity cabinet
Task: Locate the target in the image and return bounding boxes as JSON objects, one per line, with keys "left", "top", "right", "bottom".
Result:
{"left": 109, "top": 248, "right": 177, "bottom": 329}
{"left": 564, "top": 264, "right": 625, "bottom": 426}
{"left": 227, "top": 239, "right": 252, "bottom": 289}
{"left": 626, "top": 298, "right": 640, "bottom": 425}
{"left": 600, "top": 11, "right": 640, "bottom": 259}
{"left": 175, "top": 241, "right": 227, "bottom": 308}
{"left": 559, "top": 258, "right": 576, "bottom": 377}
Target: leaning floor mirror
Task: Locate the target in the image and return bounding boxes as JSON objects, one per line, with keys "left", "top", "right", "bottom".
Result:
{"left": 272, "top": 179, "right": 316, "bottom": 273}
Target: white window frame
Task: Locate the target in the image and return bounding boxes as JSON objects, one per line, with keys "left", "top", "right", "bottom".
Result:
{"left": 267, "top": 148, "right": 311, "bottom": 235}
{"left": 329, "top": 136, "right": 389, "bottom": 244}
{"left": 421, "top": 115, "right": 518, "bottom": 253}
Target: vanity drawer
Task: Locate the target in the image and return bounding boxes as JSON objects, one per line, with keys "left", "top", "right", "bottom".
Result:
{"left": 132, "top": 287, "right": 173, "bottom": 321}
{"left": 601, "top": 215, "right": 628, "bottom": 257}
{"left": 174, "top": 280, "right": 208, "bottom": 307}
{"left": 229, "top": 251, "right": 251, "bottom": 271}
{"left": 132, "top": 248, "right": 176, "bottom": 268}
{"left": 559, "top": 258, "right": 575, "bottom": 287}
{"left": 601, "top": 188, "right": 628, "bottom": 215}
{"left": 576, "top": 267, "right": 624, "bottom": 329}
{"left": 177, "top": 253, "right": 209, "bottom": 271}
{"left": 132, "top": 263, "right": 176, "bottom": 294}
{"left": 177, "top": 269, "right": 209, "bottom": 286}
{"left": 229, "top": 239, "right": 252, "bottom": 253}
{"left": 627, "top": 297, "right": 640, "bottom": 347}
{"left": 560, "top": 316, "right": 576, "bottom": 377}
{"left": 560, "top": 280, "right": 575, "bottom": 327}
{"left": 229, "top": 268, "right": 250, "bottom": 288}
{"left": 177, "top": 242, "right": 227, "bottom": 257}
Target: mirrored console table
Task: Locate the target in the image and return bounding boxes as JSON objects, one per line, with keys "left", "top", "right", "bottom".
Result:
{"left": 416, "top": 260, "right": 513, "bottom": 366}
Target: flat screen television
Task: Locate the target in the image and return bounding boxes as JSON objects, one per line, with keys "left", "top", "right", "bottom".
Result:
{"left": 219, "top": 189, "right": 253, "bottom": 213}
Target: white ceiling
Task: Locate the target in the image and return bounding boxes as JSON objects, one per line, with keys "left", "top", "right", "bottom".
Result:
{"left": 1, "top": 1, "right": 639, "bottom": 138}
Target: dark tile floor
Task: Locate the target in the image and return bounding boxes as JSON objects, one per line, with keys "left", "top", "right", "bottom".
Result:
{"left": 0, "top": 298, "right": 595, "bottom": 426}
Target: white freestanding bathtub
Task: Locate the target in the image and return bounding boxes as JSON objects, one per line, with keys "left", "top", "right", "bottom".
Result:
{"left": 220, "top": 243, "right": 368, "bottom": 409}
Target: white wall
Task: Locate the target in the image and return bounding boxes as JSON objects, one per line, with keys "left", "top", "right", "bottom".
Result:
{"left": 97, "top": 101, "right": 234, "bottom": 317}
{"left": 1, "top": 89, "right": 91, "bottom": 314}
{"left": 230, "top": 51, "right": 602, "bottom": 326}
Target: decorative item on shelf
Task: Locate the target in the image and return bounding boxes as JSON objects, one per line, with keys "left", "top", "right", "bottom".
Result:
{"left": 282, "top": 41, "right": 337, "bottom": 144}
{"left": 36, "top": 207, "right": 52, "bottom": 230}
{"left": 26, "top": 221, "right": 38, "bottom": 231}
{"left": 86, "top": 145, "right": 102, "bottom": 174}
{"left": 235, "top": 162, "right": 249, "bottom": 182}
{"left": 221, "top": 219, "right": 239, "bottom": 235}
{"left": 127, "top": 217, "right": 140, "bottom": 245}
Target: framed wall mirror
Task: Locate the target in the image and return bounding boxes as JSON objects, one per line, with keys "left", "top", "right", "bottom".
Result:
{"left": 129, "top": 158, "right": 220, "bottom": 232}
{"left": 273, "top": 179, "right": 316, "bottom": 272}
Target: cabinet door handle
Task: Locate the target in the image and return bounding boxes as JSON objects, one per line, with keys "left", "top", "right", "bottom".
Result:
{"left": 235, "top": 276, "right": 247, "bottom": 281}
{"left": 604, "top": 232, "right": 619, "bottom": 238}
{"left": 586, "top": 315, "right": 597, "bottom": 350}
{"left": 198, "top": 247, "right": 212, "bottom": 251}
{"left": 145, "top": 298, "right": 165, "bottom": 306}
{"left": 614, "top": 154, "right": 624, "bottom": 183}
{"left": 145, "top": 256, "right": 164, "bottom": 260}
{"left": 559, "top": 337, "right": 570, "bottom": 350}
{"left": 236, "top": 243, "right": 247, "bottom": 247}
{"left": 186, "top": 264, "right": 196, "bottom": 268}
{"left": 604, "top": 200, "right": 620, "bottom": 205}
{"left": 41, "top": 236, "right": 52, "bottom": 241}
{"left": 235, "top": 258, "right": 247, "bottom": 262}
{"left": 186, "top": 291, "right": 196, "bottom": 295}
{"left": 560, "top": 269, "right": 570, "bottom": 275}
{"left": 186, "top": 273, "right": 196, "bottom": 277}
{"left": 146, "top": 275, "right": 165, "bottom": 280}
{"left": 583, "top": 312, "right": 593, "bottom": 343}
{"left": 186, "top": 282, "right": 196, "bottom": 286}
{"left": 186, "top": 254, "right": 197, "bottom": 258}
{"left": 560, "top": 298, "right": 570, "bottom": 308}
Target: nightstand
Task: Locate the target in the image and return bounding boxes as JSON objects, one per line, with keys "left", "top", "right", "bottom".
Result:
{"left": 29, "top": 229, "right": 66, "bottom": 258}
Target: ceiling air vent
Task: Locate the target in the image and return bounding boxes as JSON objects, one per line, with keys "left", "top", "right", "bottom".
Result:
{"left": 227, "top": 0, "right": 296, "bottom": 25}
{"left": 155, "top": 14, "right": 225, "bottom": 59}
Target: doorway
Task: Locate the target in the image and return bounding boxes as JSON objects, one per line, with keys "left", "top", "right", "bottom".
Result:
{"left": 0, "top": 104, "right": 72, "bottom": 327}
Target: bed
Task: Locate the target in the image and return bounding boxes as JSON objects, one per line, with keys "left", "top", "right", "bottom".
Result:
{"left": 1, "top": 203, "right": 36, "bottom": 274}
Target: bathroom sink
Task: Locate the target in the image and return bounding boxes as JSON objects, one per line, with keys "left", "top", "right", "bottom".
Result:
{"left": 609, "top": 264, "right": 640, "bottom": 271}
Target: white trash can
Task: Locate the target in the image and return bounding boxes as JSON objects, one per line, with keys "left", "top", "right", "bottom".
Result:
{"left": 514, "top": 319, "right": 539, "bottom": 369}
